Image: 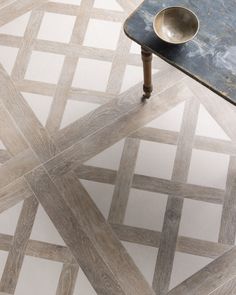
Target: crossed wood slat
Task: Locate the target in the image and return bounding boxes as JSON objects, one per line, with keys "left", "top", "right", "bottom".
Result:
{"left": 1, "top": 0, "right": 236, "bottom": 294}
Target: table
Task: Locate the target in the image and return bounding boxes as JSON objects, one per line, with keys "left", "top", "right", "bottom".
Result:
{"left": 124, "top": 0, "right": 236, "bottom": 104}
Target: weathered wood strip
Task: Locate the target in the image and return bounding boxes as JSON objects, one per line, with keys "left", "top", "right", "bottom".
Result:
{"left": 0, "top": 66, "right": 58, "bottom": 162}
{"left": 210, "top": 276, "right": 236, "bottom": 295}
{"left": 0, "top": 150, "right": 11, "bottom": 164}
{"left": 50, "top": 170, "right": 155, "bottom": 295}
{"left": 108, "top": 138, "right": 140, "bottom": 223}
{"left": 46, "top": 82, "right": 189, "bottom": 177}
{"left": 56, "top": 264, "right": 79, "bottom": 295}
{"left": 0, "top": 177, "right": 32, "bottom": 213}
{"left": 153, "top": 97, "right": 200, "bottom": 295}
{"left": 0, "top": 196, "right": 38, "bottom": 294}
{"left": 0, "top": 0, "right": 48, "bottom": 26}
{"left": 25, "top": 166, "right": 155, "bottom": 295}
{"left": 0, "top": 148, "right": 39, "bottom": 190}
{"left": 219, "top": 156, "right": 236, "bottom": 244}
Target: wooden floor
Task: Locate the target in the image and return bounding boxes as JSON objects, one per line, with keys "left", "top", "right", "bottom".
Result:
{"left": 0, "top": 0, "right": 236, "bottom": 294}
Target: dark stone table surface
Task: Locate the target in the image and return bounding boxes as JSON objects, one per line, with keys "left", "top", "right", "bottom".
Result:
{"left": 124, "top": 0, "right": 236, "bottom": 105}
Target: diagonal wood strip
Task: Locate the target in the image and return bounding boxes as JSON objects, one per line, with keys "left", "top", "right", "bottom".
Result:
{"left": 25, "top": 166, "right": 155, "bottom": 295}
{"left": 168, "top": 246, "right": 236, "bottom": 295}
{"left": 0, "top": 0, "right": 48, "bottom": 27}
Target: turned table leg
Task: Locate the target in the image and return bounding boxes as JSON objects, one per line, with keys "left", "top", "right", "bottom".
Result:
{"left": 141, "top": 46, "right": 153, "bottom": 99}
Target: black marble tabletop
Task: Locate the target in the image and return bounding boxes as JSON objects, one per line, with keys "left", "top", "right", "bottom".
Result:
{"left": 124, "top": 0, "right": 236, "bottom": 105}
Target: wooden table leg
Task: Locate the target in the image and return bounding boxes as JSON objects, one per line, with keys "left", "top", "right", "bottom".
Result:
{"left": 141, "top": 46, "right": 153, "bottom": 99}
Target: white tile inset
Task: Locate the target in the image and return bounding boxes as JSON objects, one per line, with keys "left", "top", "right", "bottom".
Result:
{"left": 30, "top": 205, "right": 65, "bottom": 245}
{"left": 120, "top": 65, "right": 144, "bottom": 93}
{"left": 124, "top": 189, "right": 167, "bottom": 231}
{"left": 196, "top": 105, "right": 231, "bottom": 141}
{"left": 25, "top": 51, "right": 64, "bottom": 84}
{"left": 122, "top": 241, "right": 158, "bottom": 286}
{"left": 0, "top": 140, "right": 6, "bottom": 150}
{"left": 135, "top": 140, "right": 176, "bottom": 179}
{"left": 0, "top": 12, "right": 30, "bottom": 36}
{"left": 83, "top": 19, "right": 122, "bottom": 50}
{"left": 85, "top": 139, "right": 125, "bottom": 170}
{"left": 22, "top": 92, "right": 53, "bottom": 126}
{"left": 50, "top": 0, "right": 81, "bottom": 5}
{"left": 147, "top": 101, "right": 185, "bottom": 132}
{"left": 94, "top": 0, "right": 123, "bottom": 11}
{"left": 80, "top": 180, "right": 113, "bottom": 219}
{"left": 169, "top": 252, "right": 212, "bottom": 290}
{"left": 130, "top": 41, "right": 141, "bottom": 54}
{"left": 179, "top": 198, "right": 222, "bottom": 242}
{"left": 15, "top": 256, "right": 62, "bottom": 295}
{"left": 0, "top": 45, "right": 18, "bottom": 75}
{"left": 72, "top": 58, "right": 111, "bottom": 92}
{"left": 37, "top": 12, "right": 76, "bottom": 43}
{"left": 73, "top": 269, "right": 97, "bottom": 295}
{"left": 0, "top": 250, "right": 8, "bottom": 279}
{"left": 0, "top": 201, "right": 23, "bottom": 235}
{"left": 60, "top": 100, "right": 100, "bottom": 129}
{"left": 188, "top": 149, "right": 230, "bottom": 189}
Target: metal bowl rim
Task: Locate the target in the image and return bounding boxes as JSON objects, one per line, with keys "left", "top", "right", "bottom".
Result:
{"left": 153, "top": 6, "right": 200, "bottom": 44}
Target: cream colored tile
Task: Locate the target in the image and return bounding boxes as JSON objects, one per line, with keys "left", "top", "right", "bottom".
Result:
{"left": 0, "top": 201, "right": 23, "bottom": 235}
{"left": 93, "top": 0, "right": 123, "bottom": 11}
{"left": 83, "top": 19, "right": 122, "bottom": 50}
{"left": 188, "top": 149, "right": 230, "bottom": 189}
{"left": 122, "top": 241, "right": 158, "bottom": 286}
{"left": 124, "top": 189, "right": 167, "bottom": 231}
{"left": 0, "top": 12, "right": 30, "bottom": 36}
{"left": 25, "top": 51, "right": 65, "bottom": 84}
{"left": 169, "top": 252, "right": 212, "bottom": 290}
{"left": 37, "top": 12, "right": 76, "bottom": 43}
{"left": 72, "top": 58, "right": 111, "bottom": 92}
{"left": 179, "top": 198, "right": 222, "bottom": 242}
{"left": 15, "top": 256, "right": 62, "bottom": 295}
{"left": 0, "top": 45, "right": 18, "bottom": 75}
{"left": 135, "top": 140, "right": 176, "bottom": 180}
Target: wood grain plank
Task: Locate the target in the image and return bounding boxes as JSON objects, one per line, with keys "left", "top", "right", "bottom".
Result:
{"left": 210, "top": 276, "right": 236, "bottom": 295}
{"left": 46, "top": 81, "right": 189, "bottom": 177}
{"left": 0, "top": 0, "right": 48, "bottom": 26}
{"left": 0, "top": 196, "right": 38, "bottom": 294}
{"left": 0, "top": 177, "right": 32, "bottom": 213}
{"left": 56, "top": 264, "right": 79, "bottom": 295}
{"left": 153, "top": 97, "right": 200, "bottom": 295}
{"left": 0, "top": 65, "right": 58, "bottom": 162}
{"left": 108, "top": 138, "right": 140, "bottom": 223}
{"left": 25, "top": 166, "right": 155, "bottom": 295}
{"left": 49, "top": 170, "right": 156, "bottom": 295}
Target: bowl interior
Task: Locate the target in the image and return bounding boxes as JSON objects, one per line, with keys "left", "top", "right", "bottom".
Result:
{"left": 153, "top": 7, "right": 199, "bottom": 44}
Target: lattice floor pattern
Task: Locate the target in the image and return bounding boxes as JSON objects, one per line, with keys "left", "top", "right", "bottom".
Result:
{"left": 0, "top": 0, "right": 236, "bottom": 295}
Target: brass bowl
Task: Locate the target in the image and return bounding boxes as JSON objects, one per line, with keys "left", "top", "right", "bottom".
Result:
{"left": 153, "top": 6, "right": 199, "bottom": 44}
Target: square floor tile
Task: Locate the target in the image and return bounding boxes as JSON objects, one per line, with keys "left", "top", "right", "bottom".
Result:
{"left": 37, "top": 12, "right": 76, "bottom": 43}
{"left": 0, "top": 45, "right": 18, "bottom": 75}
{"left": 0, "top": 250, "right": 8, "bottom": 279}
{"left": 179, "top": 198, "right": 222, "bottom": 242}
{"left": 93, "top": 0, "right": 123, "bottom": 11}
{"left": 124, "top": 189, "right": 167, "bottom": 231}
{"left": 122, "top": 241, "right": 158, "bottom": 286}
{"left": 0, "top": 201, "right": 23, "bottom": 235}
{"left": 146, "top": 101, "right": 185, "bottom": 132}
{"left": 80, "top": 180, "right": 114, "bottom": 219}
{"left": 15, "top": 256, "right": 62, "bottom": 295}
{"left": 73, "top": 269, "right": 97, "bottom": 295}
{"left": 25, "top": 51, "right": 64, "bottom": 84}
{"left": 0, "top": 12, "right": 30, "bottom": 36}
{"left": 169, "top": 252, "right": 212, "bottom": 290}
{"left": 60, "top": 100, "right": 100, "bottom": 129}
{"left": 187, "top": 149, "right": 230, "bottom": 189}
{"left": 0, "top": 140, "right": 6, "bottom": 150}
{"left": 72, "top": 58, "right": 112, "bottom": 92}
{"left": 50, "top": 0, "right": 81, "bottom": 4}
{"left": 83, "top": 19, "right": 122, "bottom": 50}
{"left": 130, "top": 41, "right": 141, "bottom": 54}
{"left": 135, "top": 140, "right": 176, "bottom": 179}
{"left": 85, "top": 139, "right": 124, "bottom": 170}
{"left": 30, "top": 205, "right": 65, "bottom": 245}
